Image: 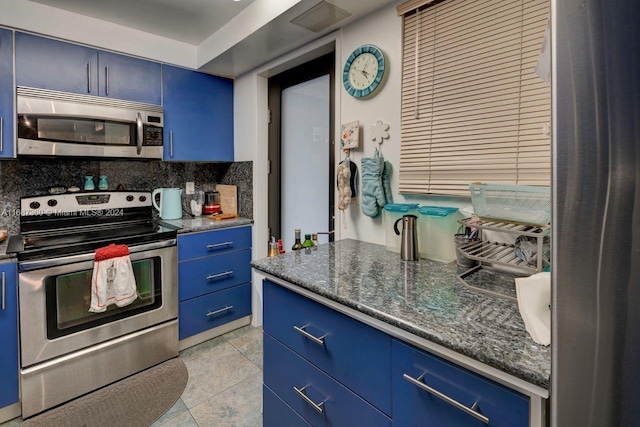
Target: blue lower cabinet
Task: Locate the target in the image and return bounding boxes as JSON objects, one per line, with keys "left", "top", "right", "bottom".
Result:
{"left": 264, "top": 333, "right": 391, "bottom": 427}
{"left": 263, "top": 280, "right": 391, "bottom": 416}
{"left": 178, "top": 249, "right": 251, "bottom": 301}
{"left": 264, "top": 384, "right": 311, "bottom": 427}
{"left": 392, "top": 340, "right": 529, "bottom": 427}
{"left": 177, "top": 227, "right": 252, "bottom": 261}
{"left": 179, "top": 283, "right": 251, "bottom": 340}
{"left": 0, "top": 263, "right": 18, "bottom": 409}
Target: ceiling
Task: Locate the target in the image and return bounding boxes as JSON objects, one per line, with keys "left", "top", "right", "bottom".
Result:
{"left": 26, "top": 0, "right": 398, "bottom": 78}
{"left": 28, "top": 0, "right": 257, "bottom": 45}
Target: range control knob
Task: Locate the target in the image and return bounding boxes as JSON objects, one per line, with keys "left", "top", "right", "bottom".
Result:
{"left": 47, "top": 199, "right": 58, "bottom": 207}
{"left": 29, "top": 201, "right": 40, "bottom": 210}
{"left": 139, "top": 195, "right": 147, "bottom": 202}
{"left": 126, "top": 195, "right": 134, "bottom": 202}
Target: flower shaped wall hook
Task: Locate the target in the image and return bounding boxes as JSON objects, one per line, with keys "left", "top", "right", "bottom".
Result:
{"left": 370, "top": 120, "right": 390, "bottom": 144}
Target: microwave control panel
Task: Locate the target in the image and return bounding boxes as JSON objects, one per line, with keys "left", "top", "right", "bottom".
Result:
{"left": 144, "top": 125, "right": 163, "bottom": 146}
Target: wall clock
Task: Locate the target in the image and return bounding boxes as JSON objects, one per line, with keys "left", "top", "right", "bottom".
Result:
{"left": 343, "top": 44, "right": 386, "bottom": 98}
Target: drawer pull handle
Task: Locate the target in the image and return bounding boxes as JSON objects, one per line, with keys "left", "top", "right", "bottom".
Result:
{"left": 403, "top": 373, "right": 490, "bottom": 424}
{"left": 293, "top": 325, "right": 326, "bottom": 346}
{"left": 206, "top": 305, "right": 234, "bottom": 317}
{"left": 206, "top": 242, "right": 233, "bottom": 249}
{"left": 206, "top": 271, "right": 234, "bottom": 280}
{"left": 1, "top": 272, "right": 5, "bottom": 311}
{"left": 293, "top": 386, "right": 324, "bottom": 413}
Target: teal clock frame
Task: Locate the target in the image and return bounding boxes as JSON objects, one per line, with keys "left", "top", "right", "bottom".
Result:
{"left": 343, "top": 44, "right": 385, "bottom": 98}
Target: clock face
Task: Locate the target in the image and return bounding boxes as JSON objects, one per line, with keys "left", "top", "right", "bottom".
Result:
{"left": 343, "top": 44, "right": 385, "bottom": 98}
{"left": 348, "top": 53, "right": 379, "bottom": 90}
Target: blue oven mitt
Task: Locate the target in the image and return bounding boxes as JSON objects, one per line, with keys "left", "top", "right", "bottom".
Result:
{"left": 361, "top": 151, "right": 386, "bottom": 217}
{"left": 382, "top": 160, "right": 393, "bottom": 205}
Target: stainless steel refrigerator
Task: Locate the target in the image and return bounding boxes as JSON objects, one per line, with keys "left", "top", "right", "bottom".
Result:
{"left": 552, "top": 0, "right": 640, "bottom": 426}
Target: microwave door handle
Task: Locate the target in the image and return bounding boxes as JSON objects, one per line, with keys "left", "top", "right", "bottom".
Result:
{"left": 136, "top": 113, "right": 143, "bottom": 155}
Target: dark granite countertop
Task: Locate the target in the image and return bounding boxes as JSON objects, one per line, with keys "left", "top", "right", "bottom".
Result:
{"left": 164, "top": 216, "right": 253, "bottom": 234}
{"left": 251, "top": 239, "right": 550, "bottom": 391}
{"left": 0, "top": 240, "right": 13, "bottom": 261}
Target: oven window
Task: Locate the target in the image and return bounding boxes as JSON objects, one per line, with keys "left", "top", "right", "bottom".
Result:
{"left": 18, "top": 115, "right": 134, "bottom": 146}
{"left": 45, "top": 257, "right": 162, "bottom": 339}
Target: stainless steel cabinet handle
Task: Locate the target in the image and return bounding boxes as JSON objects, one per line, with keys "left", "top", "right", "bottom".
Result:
{"left": 136, "top": 112, "right": 143, "bottom": 155}
{"left": 293, "top": 325, "right": 326, "bottom": 346}
{"left": 1, "top": 272, "right": 5, "bottom": 311}
{"left": 206, "top": 242, "right": 233, "bottom": 249}
{"left": 206, "top": 305, "right": 233, "bottom": 317}
{"left": 403, "top": 373, "right": 490, "bottom": 424}
{"left": 105, "top": 66, "right": 109, "bottom": 95}
{"left": 169, "top": 131, "right": 174, "bottom": 157}
{"left": 87, "top": 62, "right": 91, "bottom": 93}
{"left": 293, "top": 386, "right": 324, "bottom": 413}
{"left": 206, "top": 271, "right": 233, "bottom": 280}
{"left": 0, "top": 116, "right": 3, "bottom": 153}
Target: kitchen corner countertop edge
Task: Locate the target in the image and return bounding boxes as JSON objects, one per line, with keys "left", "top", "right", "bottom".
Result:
{"left": 251, "top": 239, "right": 550, "bottom": 396}
{"left": 165, "top": 216, "right": 254, "bottom": 234}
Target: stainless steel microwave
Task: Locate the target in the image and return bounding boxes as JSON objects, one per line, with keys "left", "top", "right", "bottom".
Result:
{"left": 17, "top": 87, "right": 163, "bottom": 159}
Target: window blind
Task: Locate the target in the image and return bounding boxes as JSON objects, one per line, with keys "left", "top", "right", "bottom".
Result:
{"left": 398, "top": 0, "right": 550, "bottom": 196}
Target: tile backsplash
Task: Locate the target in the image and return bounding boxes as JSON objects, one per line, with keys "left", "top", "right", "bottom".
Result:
{"left": 0, "top": 158, "right": 253, "bottom": 234}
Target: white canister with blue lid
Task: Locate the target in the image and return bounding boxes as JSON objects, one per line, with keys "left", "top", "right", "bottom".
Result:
{"left": 417, "top": 206, "right": 460, "bottom": 262}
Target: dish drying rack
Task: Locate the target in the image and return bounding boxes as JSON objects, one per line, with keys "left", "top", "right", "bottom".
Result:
{"left": 456, "top": 217, "right": 550, "bottom": 300}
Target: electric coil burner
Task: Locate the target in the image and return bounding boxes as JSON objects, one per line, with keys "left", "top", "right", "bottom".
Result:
{"left": 8, "top": 191, "right": 180, "bottom": 418}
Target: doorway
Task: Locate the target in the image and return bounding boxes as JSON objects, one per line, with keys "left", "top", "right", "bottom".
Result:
{"left": 267, "top": 52, "right": 335, "bottom": 249}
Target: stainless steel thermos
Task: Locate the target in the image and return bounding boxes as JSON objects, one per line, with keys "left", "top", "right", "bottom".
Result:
{"left": 394, "top": 214, "right": 419, "bottom": 261}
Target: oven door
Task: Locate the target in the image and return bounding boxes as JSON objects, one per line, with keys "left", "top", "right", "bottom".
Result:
{"left": 19, "top": 241, "right": 177, "bottom": 368}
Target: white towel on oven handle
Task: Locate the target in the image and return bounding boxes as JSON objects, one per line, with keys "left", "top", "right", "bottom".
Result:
{"left": 89, "top": 255, "right": 138, "bottom": 313}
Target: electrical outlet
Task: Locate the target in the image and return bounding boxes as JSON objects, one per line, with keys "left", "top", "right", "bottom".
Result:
{"left": 185, "top": 182, "right": 195, "bottom": 195}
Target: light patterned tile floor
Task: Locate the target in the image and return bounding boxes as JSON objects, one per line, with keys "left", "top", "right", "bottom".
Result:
{"left": 1, "top": 325, "right": 264, "bottom": 427}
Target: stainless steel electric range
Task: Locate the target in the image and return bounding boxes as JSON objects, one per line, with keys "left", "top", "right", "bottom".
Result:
{"left": 8, "top": 191, "right": 180, "bottom": 418}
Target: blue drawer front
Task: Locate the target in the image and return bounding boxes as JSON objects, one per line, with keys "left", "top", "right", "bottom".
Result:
{"left": 264, "top": 384, "right": 311, "bottom": 427}
{"left": 264, "top": 333, "right": 391, "bottom": 427}
{"left": 178, "top": 283, "right": 251, "bottom": 339}
{"left": 263, "top": 280, "right": 391, "bottom": 416}
{"left": 179, "top": 249, "right": 251, "bottom": 301}
{"left": 178, "top": 227, "right": 252, "bottom": 260}
{"left": 392, "top": 340, "right": 529, "bottom": 427}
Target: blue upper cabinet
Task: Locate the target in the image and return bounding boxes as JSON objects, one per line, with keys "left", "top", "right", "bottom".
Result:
{"left": 15, "top": 32, "right": 161, "bottom": 105}
{"left": 163, "top": 65, "right": 234, "bottom": 161}
{"left": 0, "top": 29, "right": 14, "bottom": 158}
{"left": 16, "top": 32, "right": 99, "bottom": 95}
{"left": 98, "top": 51, "right": 161, "bottom": 105}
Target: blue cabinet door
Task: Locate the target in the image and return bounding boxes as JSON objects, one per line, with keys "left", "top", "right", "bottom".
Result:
{"left": 177, "top": 226, "right": 252, "bottom": 261}
{"left": 0, "top": 29, "right": 13, "bottom": 158}
{"left": 263, "top": 280, "right": 392, "bottom": 416}
{"left": 178, "top": 283, "right": 251, "bottom": 340}
{"left": 178, "top": 249, "right": 252, "bottom": 301}
{"left": 264, "top": 333, "right": 391, "bottom": 427}
{"left": 264, "top": 384, "right": 312, "bottom": 427}
{"left": 98, "top": 51, "right": 161, "bottom": 105}
{"left": 0, "top": 263, "right": 18, "bottom": 409}
{"left": 392, "top": 340, "right": 529, "bottom": 427}
{"left": 16, "top": 32, "right": 98, "bottom": 95}
{"left": 163, "top": 65, "right": 234, "bottom": 161}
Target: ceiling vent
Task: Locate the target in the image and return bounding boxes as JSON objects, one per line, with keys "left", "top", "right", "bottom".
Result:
{"left": 290, "top": 1, "right": 352, "bottom": 33}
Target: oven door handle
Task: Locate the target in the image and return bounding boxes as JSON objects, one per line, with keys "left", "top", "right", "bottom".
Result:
{"left": 18, "top": 239, "right": 176, "bottom": 271}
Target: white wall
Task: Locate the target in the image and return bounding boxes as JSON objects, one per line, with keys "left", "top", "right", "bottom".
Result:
{"left": 337, "top": 2, "right": 470, "bottom": 246}
{"left": 236, "top": 1, "right": 475, "bottom": 324}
